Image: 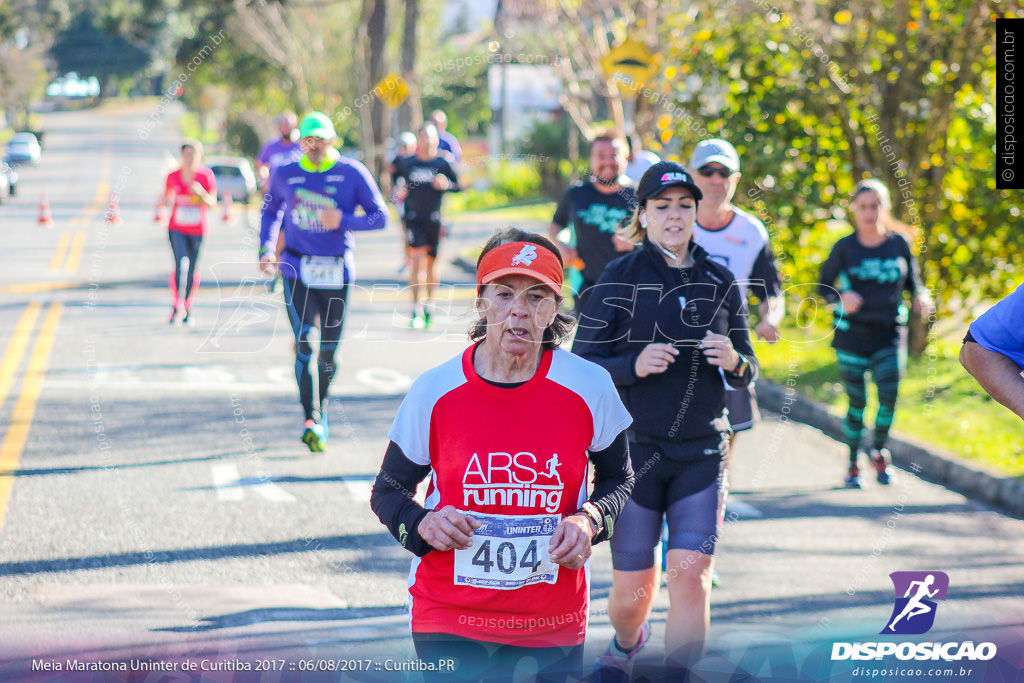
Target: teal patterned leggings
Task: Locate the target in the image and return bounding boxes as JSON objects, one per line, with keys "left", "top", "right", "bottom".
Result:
{"left": 836, "top": 346, "right": 902, "bottom": 463}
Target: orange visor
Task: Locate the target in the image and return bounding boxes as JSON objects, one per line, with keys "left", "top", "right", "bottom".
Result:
{"left": 477, "top": 242, "right": 563, "bottom": 295}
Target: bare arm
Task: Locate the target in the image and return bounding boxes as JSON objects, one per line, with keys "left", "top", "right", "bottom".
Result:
{"left": 756, "top": 296, "right": 785, "bottom": 342}
{"left": 960, "top": 341, "right": 1024, "bottom": 421}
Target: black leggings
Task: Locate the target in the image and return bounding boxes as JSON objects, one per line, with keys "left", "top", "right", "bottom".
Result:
{"left": 168, "top": 231, "right": 202, "bottom": 308}
{"left": 282, "top": 276, "right": 349, "bottom": 421}
{"left": 412, "top": 633, "right": 584, "bottom": 683}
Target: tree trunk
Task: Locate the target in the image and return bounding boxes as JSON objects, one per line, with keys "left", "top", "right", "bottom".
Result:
{"left": 397, "top": 0, "right": 419, "bottom": 134}
{"left": 359, "top": 0, "right": 389, "bottom": 182}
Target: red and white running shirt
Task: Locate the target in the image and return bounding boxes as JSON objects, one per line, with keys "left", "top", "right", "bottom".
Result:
{"left": 388, "top": 343, "right": 631, "bottom": 647}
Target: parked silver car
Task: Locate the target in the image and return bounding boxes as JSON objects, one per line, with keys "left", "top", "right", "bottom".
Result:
{"left": 206, "top": 156, "right": 258, "bottom": 204}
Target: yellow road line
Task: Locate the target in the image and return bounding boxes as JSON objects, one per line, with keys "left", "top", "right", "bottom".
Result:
{"left": 94, "top": 180, "right": 110, "bottom": 206}
{"left": 49, "top": 232, "right": 71, "bottom": 271}
{"left": 0, "top": 303, "right": 43, "bottom": 412}
{"left": 0, "top": 302, "right": 61, "bottom": 536}
{"left": 64, "top": 232, "right": 86, "bottom": 274}
{"left": 0, "top": 281, "right": 82, "bottom": 295}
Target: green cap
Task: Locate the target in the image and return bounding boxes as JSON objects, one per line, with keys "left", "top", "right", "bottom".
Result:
{"left": 298, "top": 111, "right": 337, "bottom": 140}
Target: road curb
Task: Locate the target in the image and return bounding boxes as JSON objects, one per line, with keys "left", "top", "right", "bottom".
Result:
{"left": 757, "top": 381, "right": 1024, "bottom": 519}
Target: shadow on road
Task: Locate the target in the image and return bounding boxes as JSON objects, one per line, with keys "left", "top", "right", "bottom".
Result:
{"left": 155, "top": 605, "right": 407, "bottom": 632}
{"left": 0, "top": 532, "right": 395, "bottom": 578}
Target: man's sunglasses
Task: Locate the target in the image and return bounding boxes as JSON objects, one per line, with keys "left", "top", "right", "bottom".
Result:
{"left": 697, "top": 166, "right": 734, "bottom": 179}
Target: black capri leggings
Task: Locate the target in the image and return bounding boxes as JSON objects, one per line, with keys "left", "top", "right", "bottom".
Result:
{"left": 168, "top": 230, "right": 202, "bottom": 307}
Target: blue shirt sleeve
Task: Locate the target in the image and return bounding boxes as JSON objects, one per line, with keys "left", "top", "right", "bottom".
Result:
{"left": 968, "top": 282, "right": 1024, "bottom": 370}
{"left": 341, "top": 161, "right": 389, "bottom": 232}
{"left": 259, "top": 166, "right": 286, "bottom": 255}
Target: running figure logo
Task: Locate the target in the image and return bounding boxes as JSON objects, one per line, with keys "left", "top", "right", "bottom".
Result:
{"left": 880, "top": 571, "right": 949, "bottom": 635}
{"left": 542, "top": 454, "right": 562, "bottom": 486}
{"left": 511, "top": 244, "right": 538, "bottom": 266}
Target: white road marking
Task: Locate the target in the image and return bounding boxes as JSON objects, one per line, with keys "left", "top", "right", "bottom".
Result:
{"left": 211, "top": 463, "right": 244, "bottom": 501}
{"left": 211, "top": 463, "right": 295, "bottom": 502}
{"left": 726, "top": 498, "right": 763, "bottom": 519}
{"left": 342, "top": 480, "right": 373, "bottom": 503}
{"left": 353, "top": 367, "right": 412, "bottom": 393}
{"left": 49, "top": 366, "right": 413, "bottom": 395}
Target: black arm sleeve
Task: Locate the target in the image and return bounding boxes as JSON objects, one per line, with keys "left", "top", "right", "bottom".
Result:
{"left": 370, "top": 440, "right": 434, "bottom": 557}
{"left": 903, "top": 237, "right": 923, "bottom": 297}
{"left": 551, "top": 188, "right": 572, "bottom": 228}
{"left": 390, "top": 157, "right": 405, "bottom": 185}
{"left": 441, "top": 159, "right": 460, "bottom": 192}
{"left": 817, "top": 241, "right": 844, "bottom": 303}
{"left": 572, "top": 276, "right": 642, "bottom": 387}
{"left": 749, "top": 245, "right": 782, "bottom": 303}
{"left": 725, "top": 288, "right": 760, "bottom": 389}
{"left": 585, "top": 431, "right": 634, "bottom": 544}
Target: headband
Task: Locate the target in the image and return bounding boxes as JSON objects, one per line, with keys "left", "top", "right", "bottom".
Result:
{"left": 477, "top": 242, "right": 563, "bottom": 295}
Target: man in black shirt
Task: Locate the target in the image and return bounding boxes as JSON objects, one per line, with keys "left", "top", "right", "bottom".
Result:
{"left": 392, "top": 124, "right": 459, "bottom": 328}
{"left": 549, "top": 134, "right": 637, "bottom": 312}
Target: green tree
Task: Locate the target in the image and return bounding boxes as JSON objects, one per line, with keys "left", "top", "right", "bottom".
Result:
{"left": 659, "top": 0, "right": 1019, "bottom": 355}
{"left": 49, "top": 10, "right": 152, "bottom": 95}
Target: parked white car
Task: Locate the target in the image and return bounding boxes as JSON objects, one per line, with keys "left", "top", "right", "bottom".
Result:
{"left": 206, "top": 156, "right": 258, "bottom": 204}
{"left": 5, "top": 132, "right": 41, "bottom": 166}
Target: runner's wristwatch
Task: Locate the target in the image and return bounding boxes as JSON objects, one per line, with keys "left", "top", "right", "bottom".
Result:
{"left": 728, "top": 354, "right": 750, "bottom": 377}
{"left": 577, "top": 502, "right": 604, "bottom": 536}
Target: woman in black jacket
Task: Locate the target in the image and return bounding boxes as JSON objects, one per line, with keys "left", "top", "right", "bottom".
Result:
{"left": 572, "top": 161, "right": 758, "bottom": 678}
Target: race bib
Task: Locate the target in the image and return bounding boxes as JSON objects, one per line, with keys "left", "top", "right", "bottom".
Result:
{"left": 453, "top": 512, "right": 560, "bottom": 590}
{"left": 299, "top": 255, "right": 344, "bottom": 289}
{"left": 175, "top": 205, "right": 201, "bottom": 227}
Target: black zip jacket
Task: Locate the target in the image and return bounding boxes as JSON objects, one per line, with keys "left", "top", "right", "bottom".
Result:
{"left": 572, "top": 238, "right": 758, "bottom": 441}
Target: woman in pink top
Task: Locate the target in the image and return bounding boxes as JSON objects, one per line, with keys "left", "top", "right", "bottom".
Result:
{"left": 164, "top": 140, "right": 217, "bottom": 324}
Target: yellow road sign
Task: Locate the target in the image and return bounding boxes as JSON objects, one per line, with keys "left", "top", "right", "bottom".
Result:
{"left": 375, "top": 73, "right": 410, "bottom": 108}
{"left": 600, "top": 38, "right": 660, "bottom": 91}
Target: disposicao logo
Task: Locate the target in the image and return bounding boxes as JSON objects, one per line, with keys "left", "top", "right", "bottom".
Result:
{"left": 831, "top": 571, "right": 997, "bottom": 662}
{"left": 881, "top": 571, "right": 948, "bottom": 635}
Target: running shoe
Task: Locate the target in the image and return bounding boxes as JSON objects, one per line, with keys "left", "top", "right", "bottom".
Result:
{"left": 869, "top": 448, "right": 894, "bottom": 485}
{"left": 302, "top": 419, "right": 327, "bottom": 453}
{"left": 844, "top": 465, "right": 863, "bottom": 489}
{"left": 595, "top": 622, "right": 651, "bottom": 683}
{"left": 182, "top": 309, "right": 195, "bottom": 326}
{"left": 410, "top": 312, "right": 426, "bottom": 329}
{"left": 168, "top": 306, "right": 181, "bottom": 324}
{"left": 319, "top": 402, "right": 330, "bottom": 441}
{"left": 422, "top": 309, "right": 432, "bottom": 328}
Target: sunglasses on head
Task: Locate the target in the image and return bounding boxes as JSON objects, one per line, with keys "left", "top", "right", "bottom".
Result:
{"left": 697, "top": 166, "right": 734, "bottom": 178}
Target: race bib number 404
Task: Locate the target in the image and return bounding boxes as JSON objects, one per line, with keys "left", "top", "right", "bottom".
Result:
{"left": 454, "top": 512, "right": 560, "bottom": 590}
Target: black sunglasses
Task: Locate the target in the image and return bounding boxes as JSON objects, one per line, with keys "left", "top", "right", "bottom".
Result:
{"left": 697, "top": 166, "right": 734, "bottom": 179}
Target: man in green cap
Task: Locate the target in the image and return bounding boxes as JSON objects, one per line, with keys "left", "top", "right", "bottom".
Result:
{"left": 260, "top": 111, "right": 389, "bottom": 452}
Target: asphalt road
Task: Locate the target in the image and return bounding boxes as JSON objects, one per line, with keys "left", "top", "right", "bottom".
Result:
{"left": 0, "top": 102, "right": 1021, "bottom": 682}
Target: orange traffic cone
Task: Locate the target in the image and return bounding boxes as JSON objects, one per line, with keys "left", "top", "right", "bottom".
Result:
{"left": 38, "top": 193, "right": 54, "bottom": 227}
{"left": 154, "top": 195, "right": 167, "bottom": 223}
{"left": 222, "top": 192, "right": 235, "bottom": 224}
{"left": 105, "top": 192, "right": 122, "bottom": 226}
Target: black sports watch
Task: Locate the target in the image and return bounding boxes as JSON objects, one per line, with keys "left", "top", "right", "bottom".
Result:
{"left": 728, "top": 354, "right": 750, "bottom": 377}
